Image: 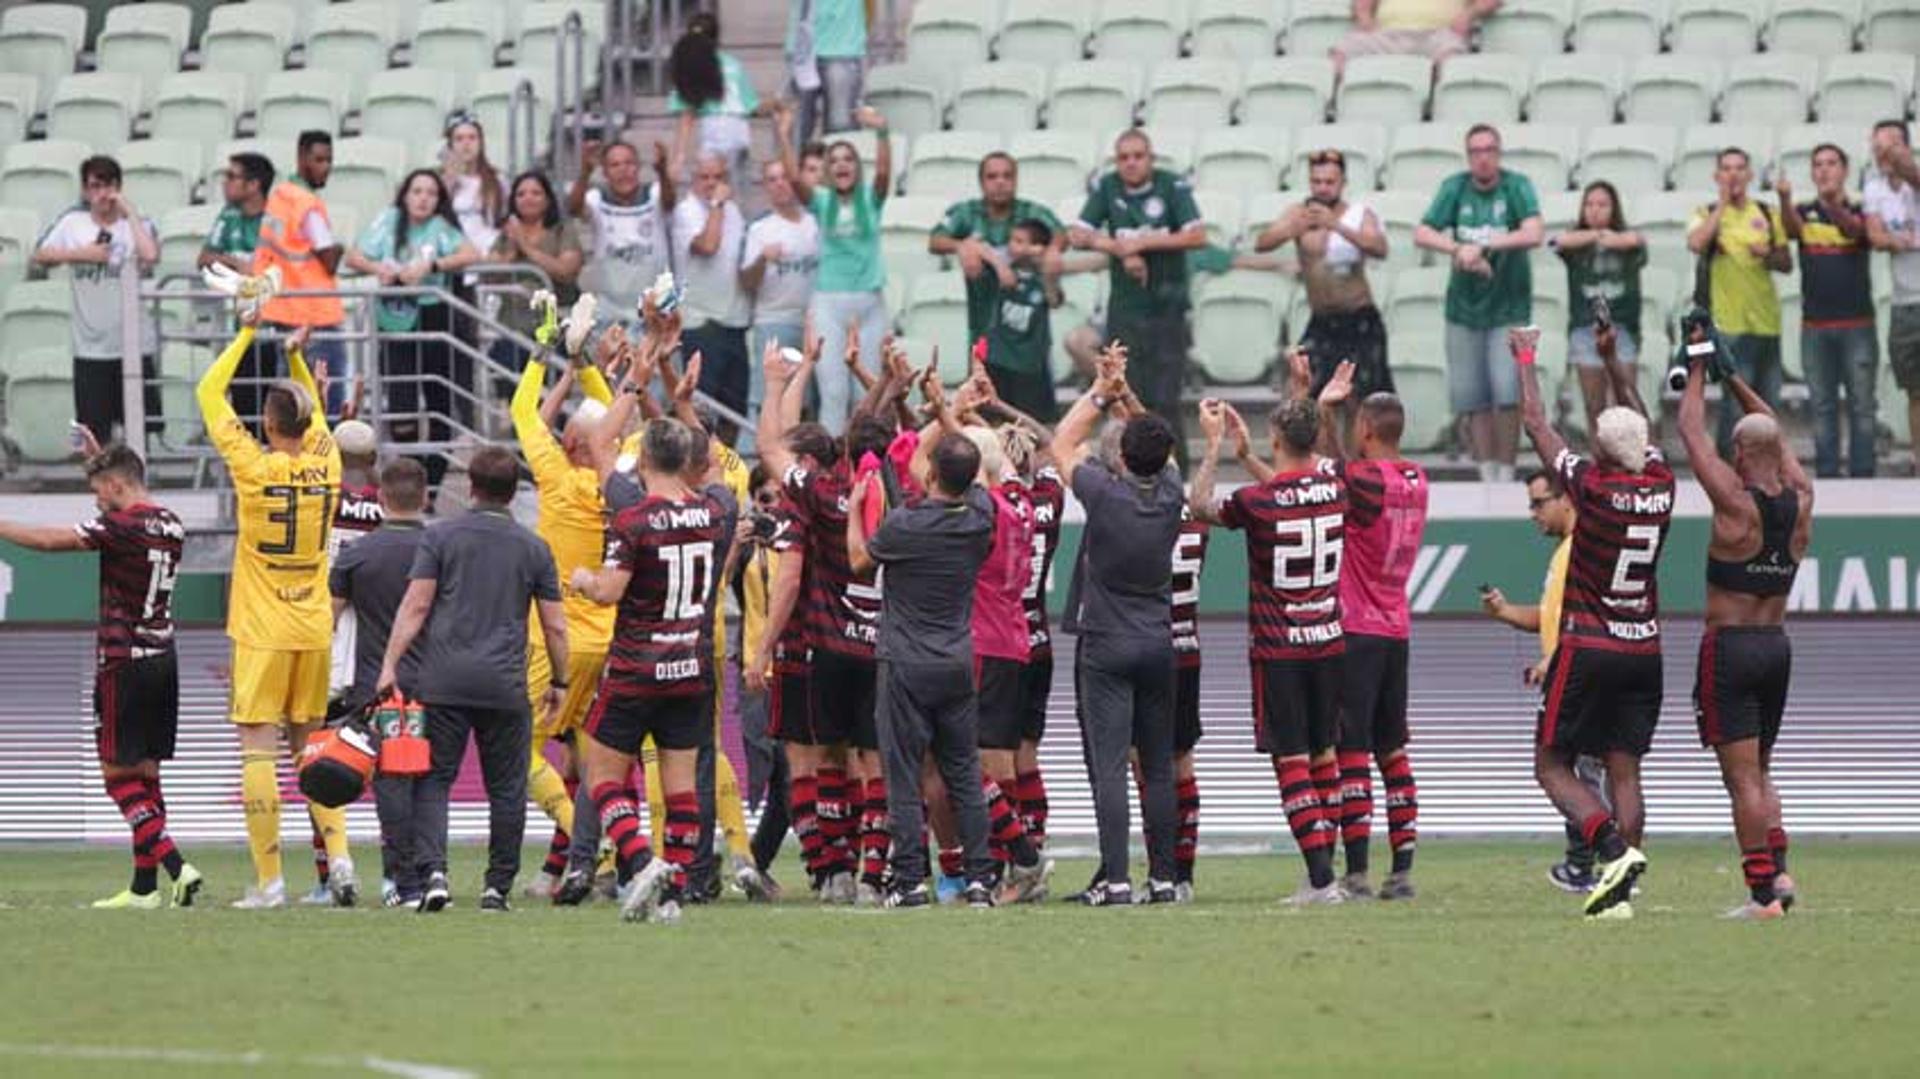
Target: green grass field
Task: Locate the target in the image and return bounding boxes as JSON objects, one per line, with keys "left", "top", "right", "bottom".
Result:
{"left": 0, "top": 839, "right": 1915, "bottom": 1077}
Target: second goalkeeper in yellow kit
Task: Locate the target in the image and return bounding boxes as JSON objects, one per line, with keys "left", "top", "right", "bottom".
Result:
{"left": 197, "top": 315, "right": 354, "bottom": 909}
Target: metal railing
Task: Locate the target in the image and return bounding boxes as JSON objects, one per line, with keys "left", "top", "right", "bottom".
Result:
{"left": 504, "top": 77, "right": 541, "bottom": 177}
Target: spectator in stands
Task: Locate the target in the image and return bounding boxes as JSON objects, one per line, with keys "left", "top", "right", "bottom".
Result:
{"left": 1069, "top": 130, "right": 1207, "bottom": 463}
{"left": 673, "top": 151, "right": 753, "bottom": 442}
{"left": 975, "top": 218, "right": 1067, "bottom": 421}
{"left": 786, "top": 0, "right": 868, "bottom": 140}
{"left": 488, "top": 170, "right": 584, "bottom": 370}
{"left": 1688, "top": 147, "right": 1790, "bottom": 451}
{"left": 1063, "top": 245, "right": 1285, "bottom": 381}
{"left": 671, "top": 10, "right": 763, "bottom": 187}
{"left": 346, "top": 170, "right": 481, "bottom": 482}
{"left": 1332, "top": 0, "right": 1499, "bottom": 72}
{"left": 1865, "top": 121, "right": 1920, "bottom": 464}
{"left": 800, "top": 142, "right": 828, "bottom": 189}
{"left": 567, "top": 139, "right": 677, "bottom": 339}
{"left": 1414, "top": 123, "right": 1543, "bottom": 481}
{"left": 740, "top": 158, "right": 820, "bottom": 453}
{"left": 778, "top": 100, "right": 892, "bottom": 434}
{"left": 254, "top": 131, "right": 348, "bottom": 416}
{"left": 930, "top": 152, "right": 1066, "bottom": 351}
{"left": 31, "top": 155, "right": 160, "bottom": 447}
{"left": 441, "top": 115, "right": 506, "bottom": 258}
{"left": 200, "top": 153, "right": 269, "bottom": 275}
{"left": 1255, "top": 148, "right": 1391, "bottom": 416}
{"left": 1553, "top": 180, "right": 1647, "bottom": 435}
{"left": 1781, "top": 145, "right": 1877, "bottom": 478}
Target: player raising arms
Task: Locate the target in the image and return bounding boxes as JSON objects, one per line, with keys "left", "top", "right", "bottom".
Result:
{"left": 1676, "top": 323, "right": 1813, "bottom": 920}
{"left": 197, "top": 312, "right": 352, "bottom": 909}
{"left": 0, "top": 442, "right": 202, "bottom": 909}
{"left": 1513, "top": 321, "right": 1672, "bottom": 921}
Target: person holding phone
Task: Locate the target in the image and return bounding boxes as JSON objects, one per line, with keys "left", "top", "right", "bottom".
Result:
{"left": 1554, "top": 180, "right": 1647, "bottom": 436}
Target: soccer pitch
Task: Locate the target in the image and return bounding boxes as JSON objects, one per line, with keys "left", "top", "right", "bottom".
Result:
{"left": 1, "top": 839, "right": 1914, "bottom": 1077}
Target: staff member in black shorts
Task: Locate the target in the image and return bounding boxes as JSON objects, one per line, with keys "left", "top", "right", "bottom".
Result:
{"left": 1676, "top": 329, "right": 1813, "bottom": 921}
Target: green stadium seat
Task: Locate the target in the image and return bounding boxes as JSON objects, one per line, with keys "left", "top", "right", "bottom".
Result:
{"left": 1673, "top": 125, "right": 1775, "bottom": 193}
{"left": 1535, "top": 190, "right": 1581, "bottom": 230}
{"left": 1192, "top": 271, "right": 1280, "bottom": 384}
{"left": 303, "top": 3, "right": 400, "bottom": 110}
{"left": 1091, "top": 0, "right": 1184, "bottom": 64}
{"left": 0, "top": 204, "right": 39, "bottom": 280}
{"left": 1190, "top": 187, "right": 1243, "bottom": 248}
{"left": 1720, "top": 55, "right": 1818, "bottom": 127}
{"left": 1431, "top": 55, "right": 1529, "bottom": 125}
{"left": 0, "top": 138, "right": 89, "bottom": 224}
{"left": 1290, "top": 123, "right": 1386, "bottom": 192}
{"left": 1384, "top": 265, "right": 1449, "bottom": 339}
{"left": 1878, "top": 348, "right": 1910, "bottom": 446}
{"left": 208, "top": 138, "right": 295, "bottom": 193}
{"left": 1578, "top": 124, "right": 1676, "bottom": 197}
{"left": 1115, "top": 126, "right": 1196, "bottom": 172}
{"left": 1479, "top": 0, "right": 1573, "bottom": 54}
{"left": 1385, "top": 123, "right": 1466, "bottom": 193}
{"left": 0, "top": 4, "right": 85, "bottom": 104}
{"left": 1532, "top": 272, "right": 1571, "bottom": 338}
{"left": 1239, "top": 190, "right": 1289, "bottom": 250}
{"left": 1776, "top": 123, "right": 1867, "bottom": 189}
{"left": 996, "top": 0, "right": 1092, "bottom": 66}
{"left": 411, "top": 2, "right": 505, "bottom": 74}
{"left": 1777, "top": 275, "right": 1804, "bottom": 380}
{"left": 1045, "top": 61, "right": 1141, "bottom": 133}
{"left": 1637, "top": 266, "right": 1682, "bottom": 338}
{"left": 1571, "top": 0, "right": 1669, "bottom": 57}
{"left": 46, "top": 72, "right": 140, "bottom": 151}
{"left": 1765, "top": 0, "right": 1863, "bottom": 58}
{"left": 1335, "top": 55, "right": 1431, "bottom": 127}
{"left": 156, "top": 203, "right": 220, "bottom": 270}
{"left": 256, "top": 71, "right": 350, "bottom": 141}
{"left": 1816, "top": 54, "right": 1917, "bottom": 125}
{"left": 1239, "top": 57, "right": 1335, "bottom": 128}
{"left": 907, "top": 131, "right": 1002, "bottom": 201}
{"left": 370, "top": 0, "right": 435, "bottom": 39}
{"left": 1635, "top": 189, "right": 1709, "bottom": 279}
{"left": 1668, "top": 0, "right": 1762, "bottom": 56}
{"left": 1194, "top": 127, "right": 1290, "bottom": 197}
{"left": 1285, "top": 0, "right": 1356, "bottom": 59}
{"left": 1370, "top": 189, "right": 1432, "bottom": 268}
{"left": 1862, "top": 0, "right": 1920, "bottom": 54}
{"left": 95, "top": 3, "right": 192, "bottom": 108}
{"left": 1387, "top": 358, "right": 1451, "bottom": 450}
{"left": 907, "top": 0, "right": 997, "bottom": 68}
{"left": 328, "top": 136, "right": 412, "bottom": 224}
{"left": 8, "top": 342, "right": 69, "bottom": 379}
{"left": 1, "top": 279, "right": 73, "bottom": 354}
{"left": 864, "top": 64, "right": 946, "bottom": 141}
{"left": 151, "top": 72, "right": 250, "bottom": 148}
{"left": 8, "top": 373, "right": 77, "bottom": 460}
{"left": 1503, "top": 124, "right": 1580, "bottom": 194}
{"left": 877, "top": 194, "right": 947, "bottom": 289}
{"left": 1009, "top": 129, "right": 1097, "bottom": 202}
{"left": 471, "top": 68, "right": 555, "bottom": 164}
{"left": 951, "top": 61, "right": 1047, "bottom": 135}
{"left": 1624, "top": 56, "right": 1722, "bottom": 128}
{"left": 518, "top": 3, "right": 606, "bottom": 85}
{"left": 1525, "top": 54, "right": 1623, "bottom": 129}
{"left": 241, "top": 0, "right": 332, "bottom": 43}
{"left": 199, "top": 1, "right": 296, "bottom": 103}
{"left": 117, "top": 139, "right": 205, "bottom": 218}
{"left": 1189, "top": 0, "right": 1279, "bottom": 61}
{"left": 1144, "top": 59, "right": 1241, "bottom": 130}
{"left": 0, "top": 73, "right": 40, "bottom": 151}
{"left": 900, "top": 271, "right": 971, "bottom": 356}
{"left": 1051, "top": 271, "right": 1100, "bottom": 381}
{"left": 359, "top": 69, "right": 460, "bottom": 145}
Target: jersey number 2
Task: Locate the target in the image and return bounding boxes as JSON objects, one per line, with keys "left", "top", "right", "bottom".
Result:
{"left": 1610, "top": 525, "right": 1662, "bottom": 595}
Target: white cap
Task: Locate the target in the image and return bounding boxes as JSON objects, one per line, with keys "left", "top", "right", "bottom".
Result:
{"left": 335, "top": 419, "right": 377, "bottom": 456}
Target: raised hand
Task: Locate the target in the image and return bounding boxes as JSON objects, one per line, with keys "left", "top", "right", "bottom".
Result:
{"left": 675, "top": 351, "right": 704, "bottom": 404}
{"left": 1285, "top": 345, "right": 1311, "bottom": 397}
{"left": 1318, "top": 359, "right": 1356, "bottom": 409}
{"left": 1507, "top": 325, "right": 1542, "bottom": 363}
{"left": 1224, "top": 403, "right": 1253, "bottom": 458}
{"left": 1197, "top": 398, "right": 1226, "bottom": 443}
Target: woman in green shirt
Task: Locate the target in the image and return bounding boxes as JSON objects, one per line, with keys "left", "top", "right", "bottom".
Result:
{"left": 779, "top": 101, "right": 892, "bottom": 434}
{"left": 1554, "top": 180, "right": 1647, "bottom": 434}
{"left": 346, "top": 169, "right": 481, "bottom": 460}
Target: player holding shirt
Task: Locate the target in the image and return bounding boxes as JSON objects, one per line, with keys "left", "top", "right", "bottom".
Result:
{"left": 197, "top": 316, "right": 353, "bottom": 910}
{"left": 1514, "top": 322, "right": 1673, "bottom": 920}
{"left": 0, "top": 443, "right": 202, "bottom": 909}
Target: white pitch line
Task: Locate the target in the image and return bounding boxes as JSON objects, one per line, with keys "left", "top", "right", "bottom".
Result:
{"left": 0, "top": 1043, "right": 478, "bottom": 1078}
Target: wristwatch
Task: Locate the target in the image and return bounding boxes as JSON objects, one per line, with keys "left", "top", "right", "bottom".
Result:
{"left": 549, "top": 680, "right": 570, "bottom": 691}
{"left": 1092, "top": 393, "right": 1112, "bottom": 411}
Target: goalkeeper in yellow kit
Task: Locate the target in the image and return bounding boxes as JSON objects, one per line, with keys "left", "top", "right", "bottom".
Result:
{"left": 197, "top": 312, "right": 354, "bottom": 909}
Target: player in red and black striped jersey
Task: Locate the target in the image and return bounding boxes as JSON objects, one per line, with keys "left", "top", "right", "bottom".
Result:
{"left": 1515, "top": 322, "right": 1668, "bottom": 920}
{"left": 570, "top": 418, "right": 726, "bottom": 925}
{"left": 1191, "top": 392, "right": 1349, "bottom": 905}
{"left": 1165, "top": 509, "right": 1210, "bottom": 897}
{"left": 1014, "top": 459, "right": 1064, "bottom": 844}
{"left": 0, "top": 444, "right": 202, "bottom": 909}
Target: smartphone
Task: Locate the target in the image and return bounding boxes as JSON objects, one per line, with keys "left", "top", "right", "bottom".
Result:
{"left": 1590, "top": 296, "right": 1612, "bottom": 331}
{"left": 68, "top": 421, "right": 88, "bottom": 451}
{"left": 94, "top": 228, "right": 113, "bottom": 247}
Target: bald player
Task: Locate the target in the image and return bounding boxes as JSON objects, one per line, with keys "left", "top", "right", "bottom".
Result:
{"left": 1677, "top": 325, "right": 1813, "bottom": 920}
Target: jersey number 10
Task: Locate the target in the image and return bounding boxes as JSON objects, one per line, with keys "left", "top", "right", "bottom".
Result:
{"left": 659, "top": 542, "right": 715, "bottom": 621}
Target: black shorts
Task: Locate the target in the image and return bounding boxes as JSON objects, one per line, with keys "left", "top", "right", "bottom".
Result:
{"left": 810, "top": 650, "right": 879, "bottom": 750}
{"left": 1301, "top": 305, "right": 1393, "bottom": 400}
{"left": 975, "top": 656, "right": 1026, "bottom": 751}
{"left": 94, "top": 653, "right": 178, "bottom": 767}
{"left": 768, "top": 669, "right": 816, "bottom": 744}
{"left": 1251, "top": 656, "right": 1342, "bottom": 758}
{"left": 1537, "top": 646, "right": 1662, "bottom": 758}
{"left": 1339, "top": 633, "right": 1410, "bottom": 754}
{"left": 1694, "top": 626, "right": 1791, "bottom": 750}
{"left": 1017, "top": 652, "right": 1053, "bottom": 743}
{"left": 584, "top": 684, "right": 707, "bottom": 754}
{"left": 1173, "top": 662, "right": 1203, "bottom": 753}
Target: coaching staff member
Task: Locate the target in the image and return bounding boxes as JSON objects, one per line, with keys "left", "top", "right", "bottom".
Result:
{"left": 378, "top": 446, "right": 569, "bottom": 913}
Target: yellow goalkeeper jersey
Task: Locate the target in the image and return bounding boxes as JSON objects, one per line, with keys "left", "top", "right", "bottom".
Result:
{"left": 197, "top": 326, "right": 341, "bottom": 650}
{"left": 512, "top": 358, "right": 615, "bottom": 653}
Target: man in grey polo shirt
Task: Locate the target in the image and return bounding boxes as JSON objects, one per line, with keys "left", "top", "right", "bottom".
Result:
{"left": 378, "top": 446, "right": 569, "bottom": 914}
{"left": 1051, "top": 350, "right": 1185, "bottom": 907}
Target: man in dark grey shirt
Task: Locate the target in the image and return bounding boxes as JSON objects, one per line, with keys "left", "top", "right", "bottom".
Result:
{"left": 848, "top": 434, "right": 1002, "bottom": 908}
{"left": 380, "top": 446, "right": 568, "bottom": 913}
{"left": 328, "top": 457, "right": 430, "bottom": 906}
{"left": 1053, "top": 361, "right": 1185, "bottom": 906}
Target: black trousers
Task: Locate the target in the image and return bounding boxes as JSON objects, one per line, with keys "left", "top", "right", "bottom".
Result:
{"left": 685, "top": 321, "right": 750, "bottom": 441}
{"left": 73, "top": 355, "right": 160, "bottom": 446}
{"left": 414, "top": 703, "right": 530, "bottom": 894}
{"left": 1107, "top": 310, "right": 1190, "bottom": 469}
{"left": 876, "top": 659, "right": 993, "bottom": 888}
{"left": 1075, "top": 633, "right": 1178, "bottom": 885}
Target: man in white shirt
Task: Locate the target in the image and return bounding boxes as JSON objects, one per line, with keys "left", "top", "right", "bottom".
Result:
{"left": 1865, "top": 120, "right": 1920, "bottom": 456}
{"left": 673, "top": 151, "right": 753, "bottom": 443}
{"left": 740, "top": 158, "right": 821, "bottom": 454}
{"left": 568, "top": 139, "right": 678, "bottom": 339}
